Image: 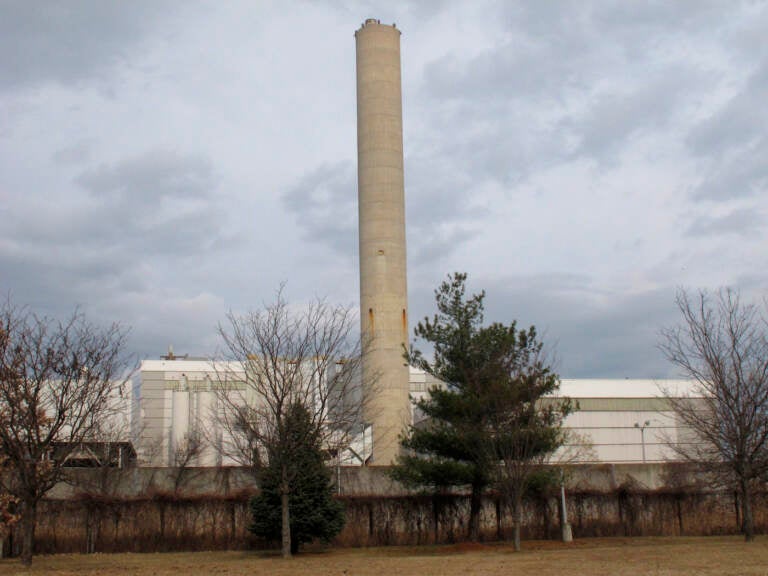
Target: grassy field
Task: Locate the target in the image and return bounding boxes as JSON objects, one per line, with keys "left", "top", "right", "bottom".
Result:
{"left": 1, "top": 536, "right": 767, "bottom": 576}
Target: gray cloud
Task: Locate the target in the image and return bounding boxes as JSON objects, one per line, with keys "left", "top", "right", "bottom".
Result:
{"left": 565, "top": 67, "right": 706, "bottom": 163}
{"left": 692, "top": 140, "right": 768, "bottom": 201}
{"left": 414, "top": 1, "right": 723, "bottom": 189}
{"left": 76, "top": 151, "right": 226, "bottom": 256}
{"left": 2, "top": 1, "right": 767, "bottom": 377}
{"left": 405, "top": 153, "right": 488, "bottom": 264}
{"left": 332, "top": 0, "right": 451, "bottom": 23}
{"left": 687, "top": 66, "right": 768, "bottom": 157}
{"left": 282, "top": 161, "right": 357, "bottom": 256}
{"left": 0, "top": 149, "right": 227, "bottom": 320}
{"left": 687, "top": 207, "right": 764, "bottom": 238}
{"left": 479, "top": 275, "right": 678, "bottom": 378}
{"left": 0, "top": 1, "right": 179, "bottom": 91}
{"left": 283, "top": 150, "right": 489, "bottom": 267}
{"left": 407, "top": 271, "right": 678, "bottom": 378}
{"left": 78, "top": 150, "right": 214, "bottom": 202}
{"left": 0, "top": 151, "right": 226, "bottom": 266}
{"left": 52, "top": 140, "right": 93, "bottom": 165}
{"left": 687, "top": 63, "right": 768, "bottom": 201}
{"left": 394, "top": 3, "right": 768, "bottom": 379}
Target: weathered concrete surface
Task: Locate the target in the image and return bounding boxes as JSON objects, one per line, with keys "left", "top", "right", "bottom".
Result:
{"left": 46, "top": 462, "right": 686, "bottom": 500}
{"left": 13, "top": 488, "right": 765, "bottom": 556}
{"left": 355, "top": 19, "right": 410, "bottom": 466}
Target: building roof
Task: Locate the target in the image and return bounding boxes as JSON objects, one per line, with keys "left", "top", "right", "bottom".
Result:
{"left": 140, "top": 359, "right": 243, "bottom": 373}
{"left": 557, "top": 378, "right": 700, "bottom": 399}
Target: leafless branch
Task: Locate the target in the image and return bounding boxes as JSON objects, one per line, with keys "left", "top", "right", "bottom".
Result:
{"left": 659, "top": 288, "right": 768, "bottom": 541}
{"left": 0, "top": 299, "right": 133, "bottom": 564}
{"left": 211, "top": 287, "right": 370, "bottom": 557}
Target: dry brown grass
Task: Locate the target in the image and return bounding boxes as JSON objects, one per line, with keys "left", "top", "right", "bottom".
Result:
{"left": 1, "top": 536, "right": 767, "bottom": 576}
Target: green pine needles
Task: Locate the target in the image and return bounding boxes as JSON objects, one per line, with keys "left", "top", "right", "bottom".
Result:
{"left": 391, "top": 272, "right": 571, "bottom": 545}
{"left": 249, "top": 402, "right": 345, "bottom": 554}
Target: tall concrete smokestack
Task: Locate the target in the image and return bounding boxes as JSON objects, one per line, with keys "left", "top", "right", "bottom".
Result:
{"left": 355, "top": 19, "right": 410, "bottom": 465}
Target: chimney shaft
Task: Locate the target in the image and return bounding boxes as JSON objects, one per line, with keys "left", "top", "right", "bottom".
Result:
{"left": 355, "top": 20, "right": 410, "bottom": 465}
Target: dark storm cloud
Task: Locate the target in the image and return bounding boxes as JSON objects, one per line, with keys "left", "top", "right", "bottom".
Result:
{"left": 282, "top": 161, "right": 357, "bottom": 256}
{"left": 686, "top": 208, "right": 765, "bottom": 238}
{"left": 0, "top": 0, "right": 178, "bottom": 91}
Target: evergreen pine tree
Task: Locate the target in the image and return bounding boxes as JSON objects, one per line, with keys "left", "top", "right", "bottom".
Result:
{"left": 391, "top": 273, "right": 570, "bottom": 543}
{"left": 249, "top": 402, "right": 344, "bottom": 554}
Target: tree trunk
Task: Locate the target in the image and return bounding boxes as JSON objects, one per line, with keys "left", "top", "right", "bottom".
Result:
{"left": 741, "top": 478, "right": 754, "bottom": 542}
{"left": 432, "top": 495, "right": 440, "bottom": 544}
{"left": 159, "top": 503, "right": 166, "bottom": 548}
{"left": 468, "top": 484, "right": 482, "bottom": 541}
{"left": 229, "top": 501, "right": 236, "bottom": 546}
{"left": 281, "top": 465, "right": 292, "bottom": 558}
{"left": 113, "top": 510, "right": 121, "bottom": 550}
{"left": 495, "top": 498, "right": 503, "bottom": 540}
{"left": 512, "top": 496, "right": 522, "bottom": 552}
{"left": 21, "top": 498, "right": 36, "bottom": 566}
{"left": 86, "top": 507, "right": 95, "bottom": 554}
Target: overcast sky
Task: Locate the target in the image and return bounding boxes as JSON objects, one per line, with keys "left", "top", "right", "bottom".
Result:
{"left": 1, "top": 1, "right": 766, "bottom": 378}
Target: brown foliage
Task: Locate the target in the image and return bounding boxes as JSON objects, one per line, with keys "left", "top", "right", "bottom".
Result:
{"left": 1, "top": 487, "right": 765, "bottom": 556}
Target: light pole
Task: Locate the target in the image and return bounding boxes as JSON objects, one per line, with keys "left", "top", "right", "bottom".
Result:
{"left": 634, "top": 420, "right": 651, "bottom": 463}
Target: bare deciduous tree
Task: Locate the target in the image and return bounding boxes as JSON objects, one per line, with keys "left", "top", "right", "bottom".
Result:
{"left": 170, "top": 430, "right": 205, "bottom": 494}
{"left": 660, "top": 288, "right": 768, "bottom": 542}
{"left": 65, "top": 388, "right": 136, "bottom": 499}
{"left": 214, "top": 288, "right": 368, "bottom": 558}
{"left": 0, "top": 455, "right": 20, "bottom": 559}
{"left": 69, "top": 409, "right": 137, "bottom": 556}
{"left": 488, "top": 341, "right": 572, "bottom": 552}
{"left": 0, "top": 301, "right": 133, "bottom": 565}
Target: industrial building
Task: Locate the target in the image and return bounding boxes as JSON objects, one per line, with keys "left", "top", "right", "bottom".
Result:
{"left": 132, "top": 355, "right": 699, "bottom": 467}
{"left": 126, "top": 20, "right": 702, "bottom": 471}
{"left": 556, "top": 379, "right": 698, "bottom": 464}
